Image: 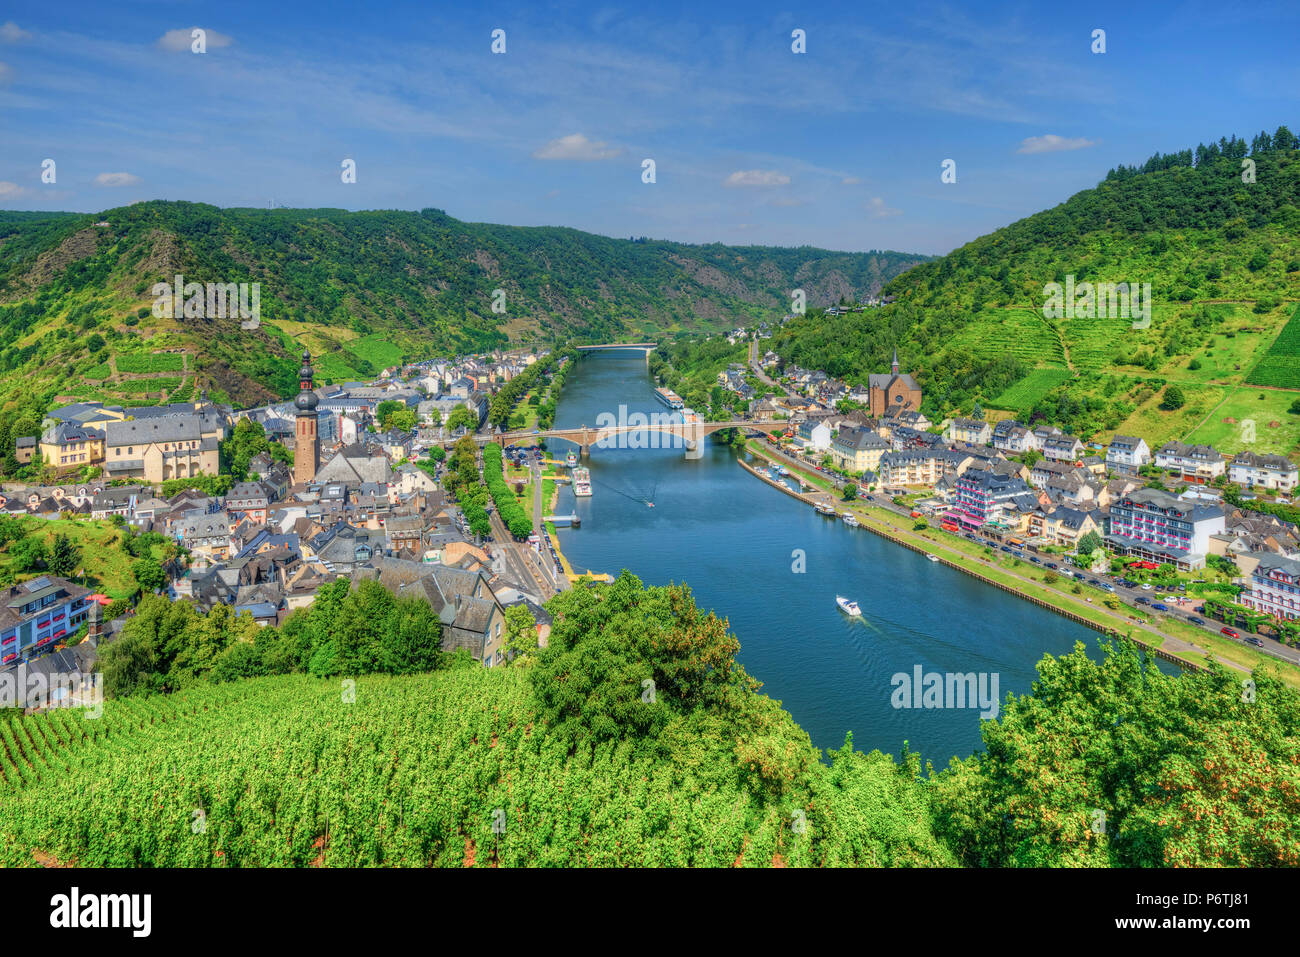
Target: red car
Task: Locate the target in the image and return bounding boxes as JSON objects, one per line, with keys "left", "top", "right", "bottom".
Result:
{"left": 1221, "top": 627, "right": 1240, "bottom": 639}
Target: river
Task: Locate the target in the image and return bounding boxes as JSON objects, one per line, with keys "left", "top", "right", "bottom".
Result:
{"left": 549, "top": 350, "right": 1154, "bottom": 766}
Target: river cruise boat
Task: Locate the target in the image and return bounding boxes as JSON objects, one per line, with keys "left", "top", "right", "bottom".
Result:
{"left": 572, "top": 467, "right": 592, "bottom": 497}
{"left": 836, "top": 595, "right": 862, "bottom": 617}
{"left": 814, "top": 502, "right": 837, "bottom": 516}
{"left": 841, "top": 513, "right": 860, "bottom": 528}
{"left": 653, "top": 386, "right": 684, "bottom": 409}
{"left": 565, "top": 450, "right": 578, "bottom": 468}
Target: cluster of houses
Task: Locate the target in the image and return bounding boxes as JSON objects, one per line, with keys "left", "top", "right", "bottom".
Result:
{"left": 743, "top": 338, "right": 1299, "bottom": 626}
{"left": 783, "top": 407, "right": 1300, "bottom": 618}
{"left": 0, "top": 349, "right": 559, "bottom": 681}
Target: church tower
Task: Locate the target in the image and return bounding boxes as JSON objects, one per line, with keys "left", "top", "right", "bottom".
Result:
{"left": 891, "top": 347, "right": 900, "bottom": 376}
{"left": 294, "top": 351, "right": 319, "bottom": 486}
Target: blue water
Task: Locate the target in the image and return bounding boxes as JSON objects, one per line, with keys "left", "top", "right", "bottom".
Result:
{"left": 550, "top": 351, "right": 1171, "bottom": 766}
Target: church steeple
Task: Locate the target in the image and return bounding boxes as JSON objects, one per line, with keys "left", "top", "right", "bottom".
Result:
{"left": 293, "top": 350, "right": 319, "bottom": 485}
{"left": 891, "top": 347, "right": 900, "bottom": 376}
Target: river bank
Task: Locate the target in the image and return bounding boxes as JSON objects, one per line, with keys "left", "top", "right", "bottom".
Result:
{"left": 740, "top": 440, "right": 1297, "bottom": 687}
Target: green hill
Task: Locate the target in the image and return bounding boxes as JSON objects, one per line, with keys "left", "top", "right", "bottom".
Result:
{"left": 0, "top": 202, "right": 927, "bottom": 413}
{"left": 772, "top": 131, "right": 1300, "bottom": 457}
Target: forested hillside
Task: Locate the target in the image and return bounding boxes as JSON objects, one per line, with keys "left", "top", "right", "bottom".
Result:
{"left": 0, "top": 573, "right": 1295, "bottom": 867}
{"left": 772, "top": 131, "right": 1300, "bottom": 456}
{"left": 0, "top": 201, "right": 926, "bottom": 413}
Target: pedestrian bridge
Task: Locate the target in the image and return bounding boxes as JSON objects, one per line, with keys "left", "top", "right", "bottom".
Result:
{"left": 485, "top": 420, "right": 786, "bottom": 459}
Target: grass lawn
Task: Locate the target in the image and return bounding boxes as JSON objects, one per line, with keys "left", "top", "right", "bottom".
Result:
{"left": 1113, "top": 382, "right": 1231, "bottom": 450}
{"left": 345, "top": 333, "right": 405, "bottom": 371}
{"left": 1182, "top": 386, "right": 1300, "bottom": 456}
{"left": 1156, "top": 307, "right": 1278, "bottom": 385}
{"left": 1, "top": 518, "right": 153, "bottom": 600}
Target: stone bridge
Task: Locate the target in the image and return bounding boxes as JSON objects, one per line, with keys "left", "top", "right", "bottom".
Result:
{"left": 483, "top": 420, "right": 786, "bottom": 459}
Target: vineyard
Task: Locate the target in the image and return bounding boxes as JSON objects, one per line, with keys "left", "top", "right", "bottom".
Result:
{"left": 988, "top": 366, "right": 1073, "bottom": 411}
{"left": 1247, "top": 302, "right": 1300, "bottom": 389}
{"left": 114, "top": 352, "right": 185, "bottom": 374}
{"left": 0, "top": 668, "right": 943, "bottom": 867}
{"left": 950, "top": 307, "right": 1066, "bottom": 367}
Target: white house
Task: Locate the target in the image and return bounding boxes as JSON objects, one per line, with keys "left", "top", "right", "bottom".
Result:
{"left": 797, "top": 418, "right": 833, "bottom": 453}
{"left": 1105, "top": 435, "right": 1151, "bottom": 474}
{"left": 1229, "top": 450, "right": 1299, "bottom": 492}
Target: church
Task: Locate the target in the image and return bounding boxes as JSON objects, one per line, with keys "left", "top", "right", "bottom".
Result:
{"left": 867, "top": 349, "right": 922, "bottom": 418}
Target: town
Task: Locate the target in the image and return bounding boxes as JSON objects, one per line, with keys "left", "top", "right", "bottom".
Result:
{"left": 5, "top": 321, "right": 1300, "bottom": 698}
{"left": 0, "top": 346, "right": 568, "bottom": 687}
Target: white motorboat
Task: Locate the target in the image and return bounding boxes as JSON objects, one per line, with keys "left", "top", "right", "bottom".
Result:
{"left": 836, "top": 595, "right": 862, "bottom": 616}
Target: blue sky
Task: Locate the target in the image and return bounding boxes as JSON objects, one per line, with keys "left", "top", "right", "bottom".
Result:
{"left": 1, "top": 0, "right": 1297, "bottom": 255}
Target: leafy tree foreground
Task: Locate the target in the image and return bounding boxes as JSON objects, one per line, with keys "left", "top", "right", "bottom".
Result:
{"left": 1, "top": 572, "right": 1295, "bottom": 866}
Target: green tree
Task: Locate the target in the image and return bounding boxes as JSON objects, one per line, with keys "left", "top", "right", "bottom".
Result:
{"left": 132, "top": 556, "right": 168, "bottom": 593}
{"left": 9, "top": 537, "right": 46, "bottom": 573}
{"left": 1160, "top": 385, "right": 1185, "bottom": 411}
{"left": 1076, "top": 530, "right": 1103, "bottom": 557}
{"left": 503, "top": 603, "right": 538, "bottom": 663}
{"left": 445, "top": 405, "right": 479, "bottom": 432}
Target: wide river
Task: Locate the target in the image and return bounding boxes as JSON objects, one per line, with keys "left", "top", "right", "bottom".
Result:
{"left": 549, "top": 351, "right": 1148, "bottom": 765}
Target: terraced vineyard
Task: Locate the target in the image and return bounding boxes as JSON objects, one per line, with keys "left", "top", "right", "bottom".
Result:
{"left": 988, "top": 365, "right": 1073, "bottom": 410}
{"left": 1061, "top": 314, "right": 1140, "bottom": 370}
{"left": 951, "top": 307, "right": 1066, "bottom": 366}
{"left": 1247, "top": 303, "right": 1300, "bottom": 389}
{"left": 0, "top": 669, "right": 912, "bottom": 868}
{"left": 114, "top": 352, "right": 185, "bottom": 374}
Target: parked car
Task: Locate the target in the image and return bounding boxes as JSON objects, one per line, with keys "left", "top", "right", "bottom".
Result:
{"left": 1193, "top": 605, "right": 1205, "bottom": 614}
{"left": 1000, "top": 546, "right": 1012, "bottom": 553}
{"left": 1141, "top": 583, "right": 1154, "bottom": 591}
{"left": 1074, "top": 572, "right": 1087, "bottom": 581}
{"left": 1151, "top": 603, "right": 1169, "bottom": 612}
{"left": 1089, "top": 579, "right": 1102, "bottom": 587}
{"left": 1046, "top": 563, "right": 1058, "bottom": 570}
{"left": 1187, "top": 616, "right": 1205, "bottom": 625}
{"left": 1221, "top": 627, "right": 1240, "bottom": 638}
{"left": 1030, "top": 556, "right": 1041, "bottom": 564}
{"left": 1247, "top": 636, "right": 1265, "bottom": 647}
{"left": 1136, "top": 596, "right": 1150, "bottom": 605}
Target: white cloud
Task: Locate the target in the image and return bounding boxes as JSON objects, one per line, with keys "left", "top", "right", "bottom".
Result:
{"left": 1016, "top": 134, "right": 1096, "bottom": 155}
{"left": 841, "top": 176, "right": 862, "bottom": 185}
{"left": 95, "top": 172, "right": 140, "bottom": 187}
{"left": 157, "top": 28, "right": 234, "bottom": 52}
{"left": 723, "top": 169, "right": 790, "bottom": 188}
{"left": 0, "top": 22, "right": 30, "bottom": 42}
{"left": 532, "top": 133, "right": 623, "bottom": 161}
{"left": 867, "top": 197, "right": 901, "bottom": 218}
{"left": 0, "top": 181, "right": 28, "bottom": 201}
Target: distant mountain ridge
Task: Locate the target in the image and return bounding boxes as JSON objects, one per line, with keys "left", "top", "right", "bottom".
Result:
{"left": 0, "top": 202, "right": 929, "bottom": 409}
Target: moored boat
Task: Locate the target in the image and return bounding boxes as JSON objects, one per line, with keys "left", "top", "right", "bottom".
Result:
{"left": 573, "top": 467, "right": 592, "bottom": 496}
{"left": 927, "top": 553, "right": 940, "bottom": 563}
{"left": 841, "top": 513, "right": 860, "bottom": 528}
{"left": 565, "top": 450, "right": 578, "bottom": 468}
{"left": 814, "top": 502, "right": 837, "bottom": 516}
